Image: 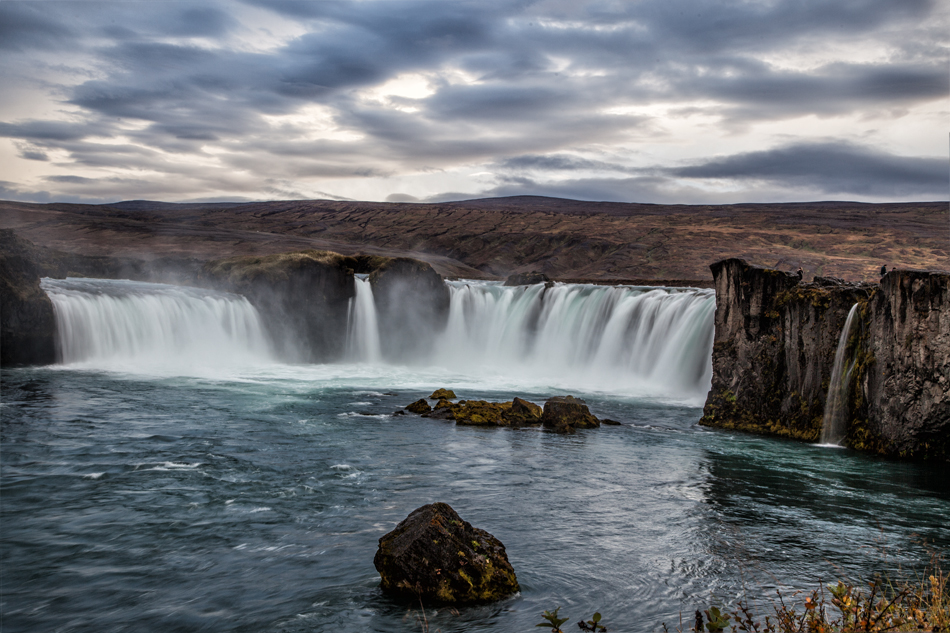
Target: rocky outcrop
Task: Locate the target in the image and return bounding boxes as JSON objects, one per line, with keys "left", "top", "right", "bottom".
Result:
{"left": 429, "top": 388, "right": 456, "bottom": 399}
{"left": 860, "top": 270, "right": 950, "bottom": 457}
{"left": 504, "top": 271, "right": 551, "bottom": 286}
{"left": 541, "top": 396, "right": 601, "bottom": 433}
{"left": 204, "top": 251, "right": 356, "bottom": 362}
{"left": 369, "top": 258, "right": 450, "bottom": 360}
{"left": 0, "top": 230, "right": 56, "bottom": 366}
{"left": 701, "top": 258, "right": 949, "bottom": 459}
{"left": 423, "top": 399, "right": 543, "bottom": 427}
{"left": 404, "top": 392, "right": 609, "bottom": 431}
{"left": 373, "top": 502, "right": 519, "bottom": 605}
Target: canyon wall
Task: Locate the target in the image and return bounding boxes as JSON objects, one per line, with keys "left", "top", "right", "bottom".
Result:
{"left": 701, "top": 258, "right": 949, "bottom": 459}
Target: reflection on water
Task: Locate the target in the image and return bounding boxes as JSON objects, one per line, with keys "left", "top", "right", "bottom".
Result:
{"left": 1, "top": 367, "right": 947, "bottom": 633}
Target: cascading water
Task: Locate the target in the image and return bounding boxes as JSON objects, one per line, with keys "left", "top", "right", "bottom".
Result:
{"left": 41, "top": 277, "right": 273, "bottom": 372}
{"left": 345, "top": 277, "right": 382, "bottom": 362}
{"left": 438, "top": 281, "right": 716, "bottom": 398}
{"left": 347, "top": 279, "right": 716, "bottom": 400}
{"left": 820, "top": 303, "right": 860, "bottom": 446}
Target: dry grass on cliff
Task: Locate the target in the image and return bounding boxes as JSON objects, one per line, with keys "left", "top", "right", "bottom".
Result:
{"left": 205, "top": 249, "right": 350, "bottom": 283}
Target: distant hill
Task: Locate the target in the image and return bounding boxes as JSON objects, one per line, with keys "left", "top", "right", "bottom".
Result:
{"left": 1, "top": 197, "right": 946, "bottom": 282}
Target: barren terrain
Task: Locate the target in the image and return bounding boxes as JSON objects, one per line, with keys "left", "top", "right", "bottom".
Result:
{"left": 1, "top": 196, "right": 946, "bottom": 282}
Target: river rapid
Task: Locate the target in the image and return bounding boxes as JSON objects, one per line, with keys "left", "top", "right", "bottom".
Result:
{"left": 1, "top": 278, "right": 947, "bottom": 632}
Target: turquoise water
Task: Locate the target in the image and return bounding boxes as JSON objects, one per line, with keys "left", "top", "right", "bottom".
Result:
{"left": 2, "top": 363, "right": 948, "bottom": 633}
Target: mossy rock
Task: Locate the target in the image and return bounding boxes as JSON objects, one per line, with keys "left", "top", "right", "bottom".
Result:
{"left": 502, "top": 397, "right": 543, "bottom": 426}
{"left": 454, "top": 400, "right": 510, "bottom": 426}
{"left": 374, "top": 502, "right": 519, "bottom": 605}
{"left": 541, "top": 396, "right": 600, "bottom": 433}
{"left": 430, "top": 388, "right": 457, "bottom": 399}
{"left": 406, "top": 399, "right": 431, "bottom": 414}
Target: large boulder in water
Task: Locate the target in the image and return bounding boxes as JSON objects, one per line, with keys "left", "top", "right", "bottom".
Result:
{"left": 0, "top": 230, "right": 56, "bottom": 366}
{"left": 542, "top": 396, "right": 600, "bottom": 433}
{"left": 374, "top": 502, "right": 520, "bottom": 605}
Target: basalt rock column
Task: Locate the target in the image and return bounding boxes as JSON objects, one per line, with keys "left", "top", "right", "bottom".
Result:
{"left": 860, "top": 270, "right": 950, "bottom": 457}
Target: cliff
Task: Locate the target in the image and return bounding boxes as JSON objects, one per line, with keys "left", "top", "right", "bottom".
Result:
{"left": 0, "top": 230, "right": 57, "bottom": 366}
{"left": 701, "top": 258, "right": 949, "bottom": 459}
{"left": 861, "top": 270, "right": 950, "bottom": 456}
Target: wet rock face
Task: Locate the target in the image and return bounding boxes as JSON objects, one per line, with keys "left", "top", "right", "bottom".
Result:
{"left": 701, "top": 258, "right": 950, "bottom": 459}
{"left": 0, "top": 231, "right": 56, "bottom": 366}
{"left": 373, "top": 502, "right": 519, "bottom": 605}
{"left": 369, "top": 258, "right": 450, "bottom": 361}
{"left": 864, "top": 270, "right": 950, "bottom": 457}
{"left": 204, "top": 250, "right": 356, "bottom": 362}
{"left": 541, "top": 396, "right": 600, "bottom": 433}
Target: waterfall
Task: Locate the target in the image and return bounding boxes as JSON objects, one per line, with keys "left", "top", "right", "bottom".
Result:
{"left": 41, "top": 277, "right": 273, "bottom": 372}
{"left": 345, "top": 277, "right": 382, "bottom": 362}
{"left": 432, "top": 281, "right": 716, "bottom": 398}
{"left": 820, "top": 303, "right": 860, "bottom": 446}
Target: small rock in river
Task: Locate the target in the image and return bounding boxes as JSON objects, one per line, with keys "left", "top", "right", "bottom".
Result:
{"left": 406, "top": 399, "right": 431, "bottom": 414}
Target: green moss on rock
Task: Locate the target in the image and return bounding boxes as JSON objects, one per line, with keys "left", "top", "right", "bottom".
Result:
{"left": 373, "top": 502, "right": 519, "bottom": 605}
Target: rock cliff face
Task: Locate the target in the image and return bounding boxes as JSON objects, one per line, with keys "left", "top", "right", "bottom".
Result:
{"left": 701, "top": 258, "right": 949, "bottom": 459}
{"left": 204, "top": 250, "right": 357, "bottom": 362}
{"left": 861, "top": 270, "right": 950, "bottom": 457}
{"left": 0, "top": 230, "right": 57, "bottom": 366}
{"left": 369, "top": 257, "right": 450, "bottom": 360}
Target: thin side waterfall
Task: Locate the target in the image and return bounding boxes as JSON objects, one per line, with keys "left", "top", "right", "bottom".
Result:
{"left": 345, "top": 277, "right": 382, "bottom": 362}
{"left": 820, "top": 303, "right": 860, "bottom": 446}
{"left": 433, "top": 281, "right": 716, "bottom": 398}
{"left": 41, "top": 277, "right": 273, "bottom": 371}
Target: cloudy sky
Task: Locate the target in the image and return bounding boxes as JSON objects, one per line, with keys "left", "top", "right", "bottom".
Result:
{"left": 0, "top": 0, "right": 946, "bottom": 204}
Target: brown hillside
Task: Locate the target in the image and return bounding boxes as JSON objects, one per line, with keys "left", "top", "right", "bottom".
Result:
{"left": 0, "top": 196, "right": 946, "bottom": 282}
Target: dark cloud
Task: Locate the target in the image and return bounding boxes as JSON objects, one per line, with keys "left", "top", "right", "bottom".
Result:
{"left": 0, "top": 4, "right": 75, "bottom": 51}
{"left": 671, "top": 142, "right": 947, "bottom": 198}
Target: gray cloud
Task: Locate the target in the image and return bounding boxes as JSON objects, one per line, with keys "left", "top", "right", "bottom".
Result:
{"left": 671, "top": 142, "right": 948, "bottom": 198}
{"left": 0, "top": 0, "right": 945, "bottom": 204}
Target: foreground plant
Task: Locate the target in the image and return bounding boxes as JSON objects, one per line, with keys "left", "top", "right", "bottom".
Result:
{"left": 537, "top": 607, "right": 608, "bottom": 632}
{"left": 661, "top": 553, "right": 949, "bottom": 633}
